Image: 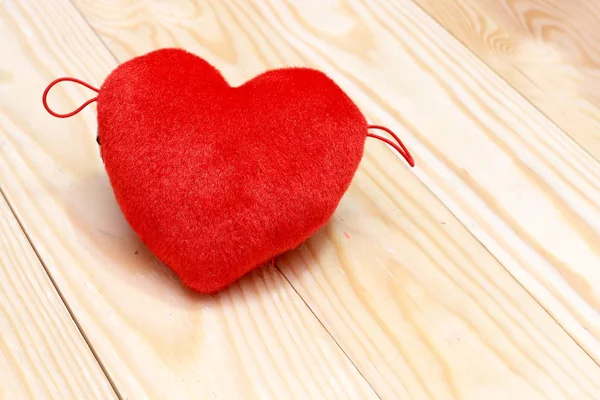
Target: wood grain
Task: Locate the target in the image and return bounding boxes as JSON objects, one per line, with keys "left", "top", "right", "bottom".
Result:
{"left": 0, "top": 194, "right": 116, "bottom": 399}
{"left": 71, "top": 0, "right": 600, "bottom": 398}
{"left": 0, "top": 1, "right": 378, "bottom": 399}
{"left": 413, "top": 0, "right": 600, "bottom": 161}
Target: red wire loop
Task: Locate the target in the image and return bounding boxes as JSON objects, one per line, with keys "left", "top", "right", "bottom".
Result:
{"left": 42, "top": 77, "right": 100, "bottom": 118}
{"left": 367, "top": 124, "right": 415, "bottom": 167}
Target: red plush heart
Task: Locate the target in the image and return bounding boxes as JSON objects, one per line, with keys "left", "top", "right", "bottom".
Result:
{"left": 96, "top": 48, "right": 367, "bottom": 293}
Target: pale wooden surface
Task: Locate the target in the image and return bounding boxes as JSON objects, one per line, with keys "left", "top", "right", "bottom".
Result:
{"left": 1, "top": 0, "right": 600, "bottom": 398}
{"left": 414, "top": 0, "right": 600, "bottom": 161}
{"left": 0, "top": 194, "right": 116, "bottom": 399}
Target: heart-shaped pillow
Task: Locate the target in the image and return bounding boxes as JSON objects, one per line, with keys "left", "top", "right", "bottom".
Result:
{"left": 98, "top": 49, "right": 367, "bottom": 293}
{"left": 43, "top": 48, "right": 413, "bottom": 293}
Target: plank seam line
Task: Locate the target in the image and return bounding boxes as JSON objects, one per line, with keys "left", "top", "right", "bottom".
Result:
{"left": 0, "top": 184, "right": 123, "bottom": 400}
{"left": 274, "top": 264, "right": 383, "bottom": 400}
{"left": 67, "top": 0, "right": 120, "bottom": 62}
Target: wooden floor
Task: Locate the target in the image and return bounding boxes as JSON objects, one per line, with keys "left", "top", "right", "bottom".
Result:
{"left": 1, "top": 0, "right": 600, "bottom": 398}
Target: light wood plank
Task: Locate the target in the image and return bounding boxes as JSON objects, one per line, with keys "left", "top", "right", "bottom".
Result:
{"left": 72, "top": 0, "right": 600, "bottom": 398}
{"left": 0, "top": 1, "right": 378, "bottom": 399}
{"left": 413, "top": 0, "right": 600, "bottom": 161}
{"left": 0, "top": 194, "right": 116, "bottom": 399}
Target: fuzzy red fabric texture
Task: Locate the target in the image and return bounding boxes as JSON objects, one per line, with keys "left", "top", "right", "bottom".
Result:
{"left": 96, "top": 48, "right": 367, "bottom": 293}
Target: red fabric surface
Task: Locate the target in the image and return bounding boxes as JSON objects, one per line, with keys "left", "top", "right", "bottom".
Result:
{"left": 97, "top": 48, "right": 367, "bottom": 293}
